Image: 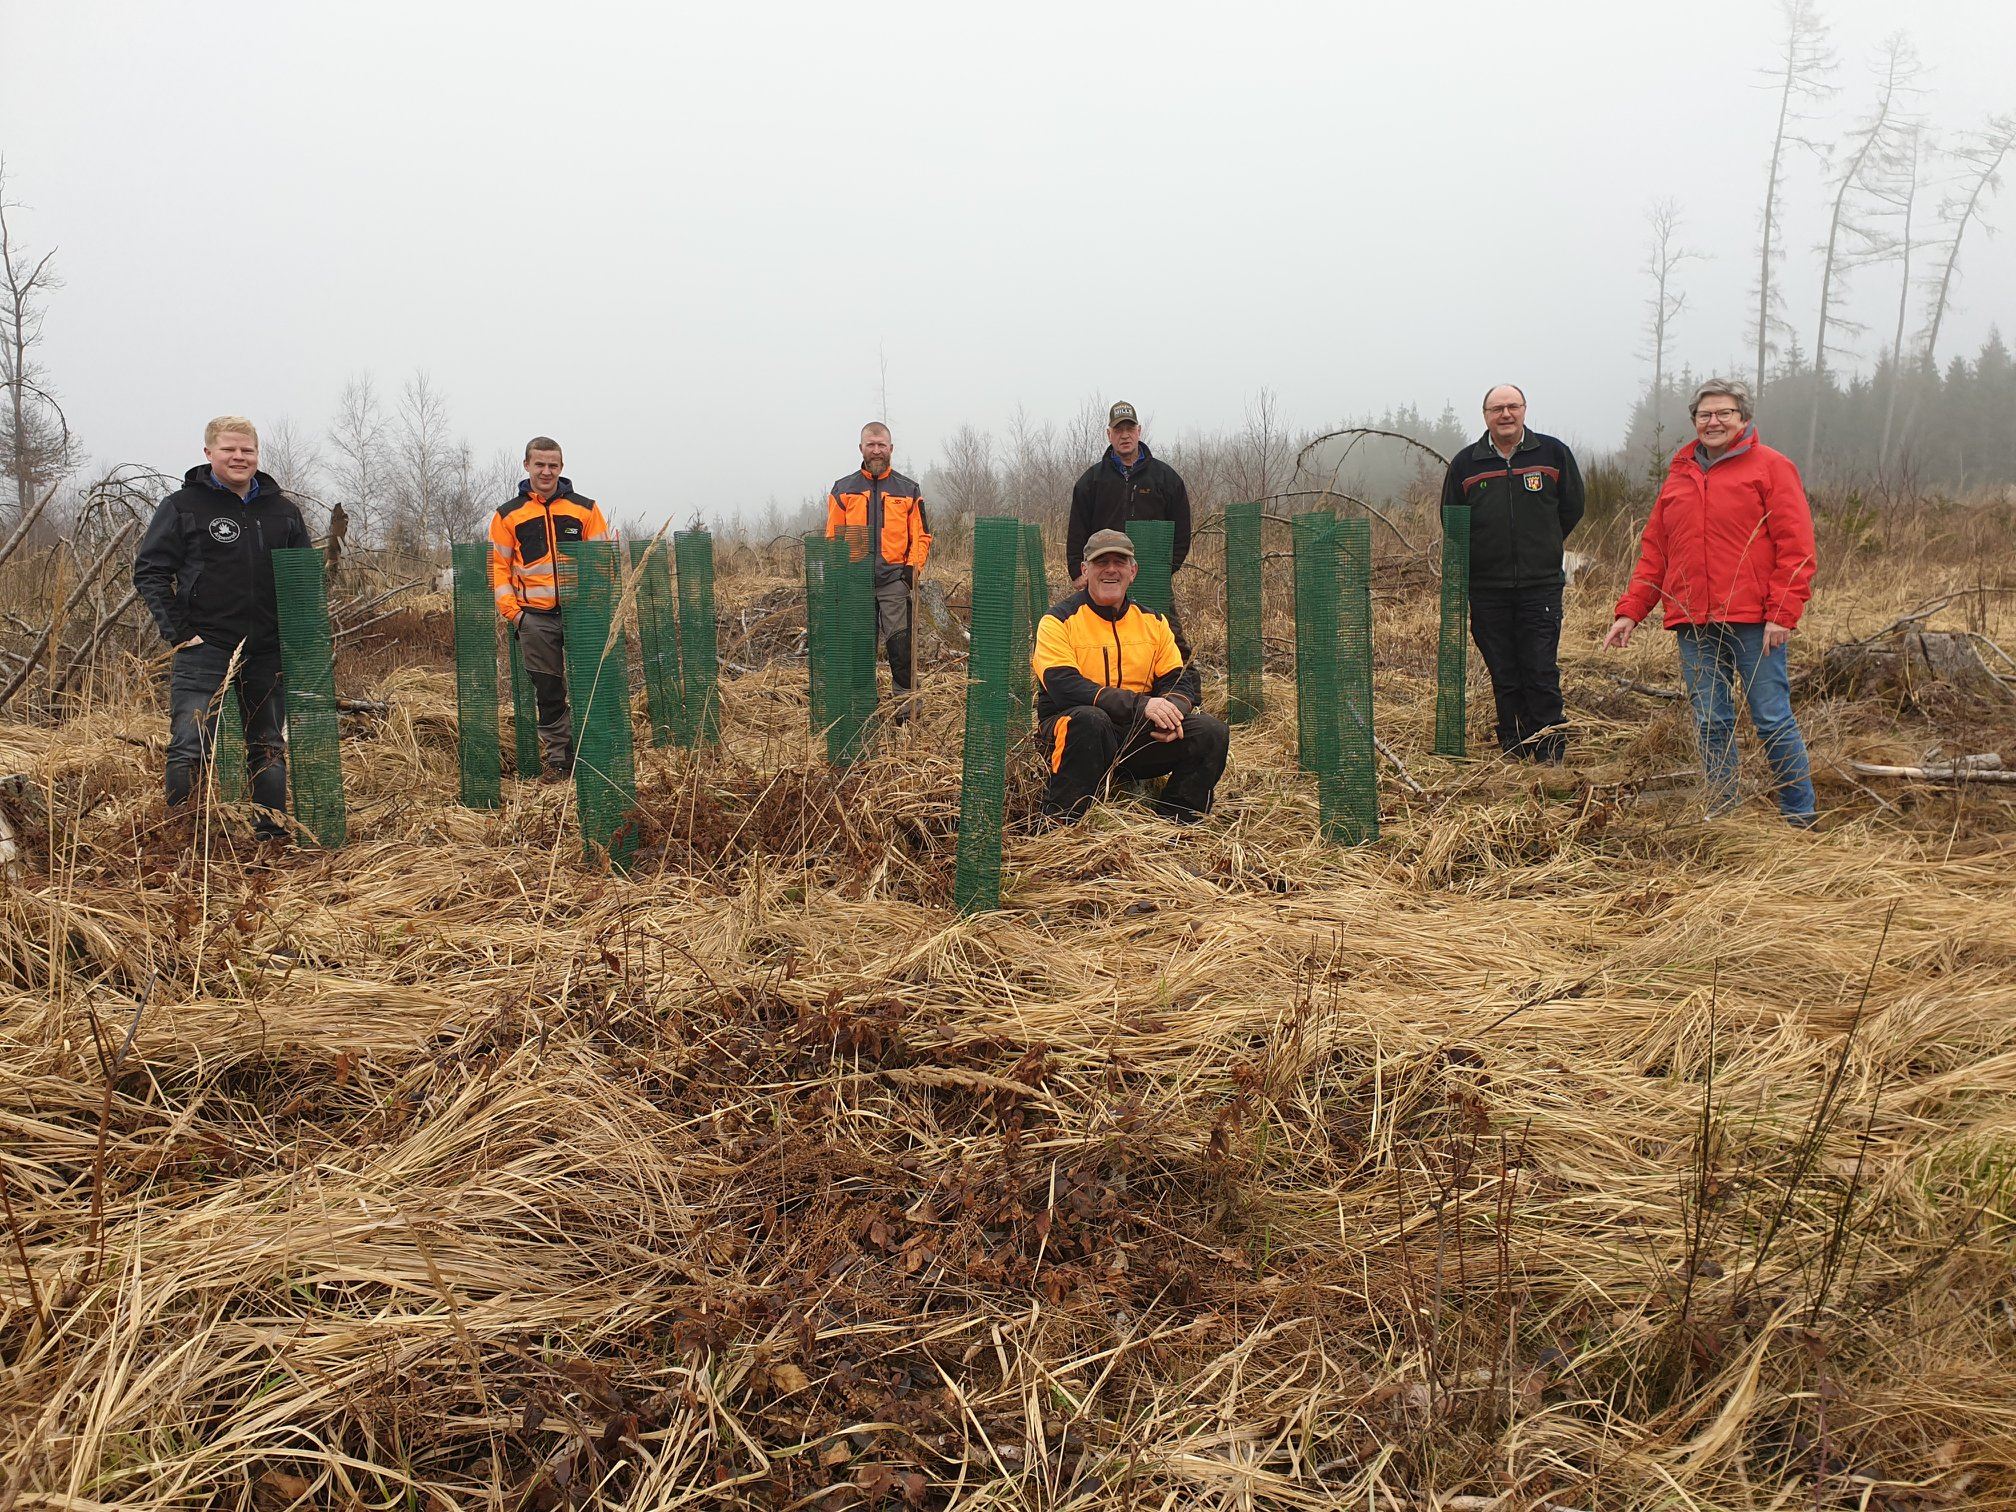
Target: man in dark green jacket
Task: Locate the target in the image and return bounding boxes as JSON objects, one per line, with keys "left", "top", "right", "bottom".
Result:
{"left": 1439, "top": 384, "right": 1585, "bottom": 762}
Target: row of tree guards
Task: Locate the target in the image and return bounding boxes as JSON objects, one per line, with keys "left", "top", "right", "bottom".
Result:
{"left": 241, "top": 512, "right": 1476, "bottom": 897}
{"left": 447, "top": 533, "right": 722, "bottom": 865}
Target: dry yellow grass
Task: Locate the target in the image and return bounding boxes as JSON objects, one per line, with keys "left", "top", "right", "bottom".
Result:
{"left": 2, "top": 512, "right": 2014, "bottom": 1511}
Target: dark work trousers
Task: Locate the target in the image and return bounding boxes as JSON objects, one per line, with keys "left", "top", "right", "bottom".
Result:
{"left": 1468, "top": 584, "right": 1567, "bottom": 761}
{"left": 1038, "top": 705, "right": 1230, "bottom": 821}
{"left": 513, "top": 609, "right": 574, "bottom": 772}
{"left": 873, "top": 573, "right": 914, "bottom": 698}
{"left": 166, "top": 641, "right": 288, "bottom": 835}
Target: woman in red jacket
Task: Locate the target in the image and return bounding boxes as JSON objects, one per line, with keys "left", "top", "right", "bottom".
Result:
{"left": 1602, "top": 379, "right": 1818, "bottom": 825}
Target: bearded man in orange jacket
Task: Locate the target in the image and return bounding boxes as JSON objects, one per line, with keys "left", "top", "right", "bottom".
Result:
{"left": 824, "top": 421, "right": 931, "bottom": 721}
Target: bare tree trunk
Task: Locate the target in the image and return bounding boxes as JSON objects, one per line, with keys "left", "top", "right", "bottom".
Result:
{"left": 0, "top": 160, "right": 72, "bottom": 531}
{"left": 1643, "top": 200, "right": 1703, "bottom": 471}
{"left": 1920, "top": 113, "right": 2016, "bottom": 376}
{"left": 1877, "top": 125, "right": 1922, "bottom": 478}
{"left": 1804, "top": 34, "right": 1912, "bottom": 473}
{"left": 1754, "top": 0, "right": 1835, "bottom": 402}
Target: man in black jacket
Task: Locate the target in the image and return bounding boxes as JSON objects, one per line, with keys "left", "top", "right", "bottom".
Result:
{"left": 1439, "top": 385, "right": 1585, "bottom": 762}
{"left": 1066, "top": 402, "right": 1191, "bottom": 583}
{"left": 132, "top": 416, "right": 312, "bottom": 837}
{"left": 1067, "top": 400, "right": 1194, "bottom": 673}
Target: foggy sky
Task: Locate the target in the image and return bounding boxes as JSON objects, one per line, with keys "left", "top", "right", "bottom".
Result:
{"left": 3, "top": 0, "right": 2012, "bottom": 530}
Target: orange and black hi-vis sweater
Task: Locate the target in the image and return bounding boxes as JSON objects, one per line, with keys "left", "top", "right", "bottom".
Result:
{"left": 488, "top": 478, "right": 610, "bottom": 621}
{"left": 1032, "top": 589, "right": 1199, "bottom": 725}
{"left": 824, "top": 467, "right": 931, "bottom": 585}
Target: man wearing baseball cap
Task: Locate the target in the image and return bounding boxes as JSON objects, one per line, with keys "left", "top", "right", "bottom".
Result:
{"left": 1066, "top": 401, "right": 1192, "bottom": 586}
{"left": 1032, "top": 528, "right": 1228, "bottom": 823}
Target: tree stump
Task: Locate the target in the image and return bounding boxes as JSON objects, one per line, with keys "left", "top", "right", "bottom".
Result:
{"left": 1817, "top": 630, "right": 2014, "bottom": 704}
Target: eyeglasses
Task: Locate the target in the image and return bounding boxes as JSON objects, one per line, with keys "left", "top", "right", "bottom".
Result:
{"left": 1695, "top": 408, "right": 1743, "bottom": 422}
{"left": 1485, "top": 404, "right": 1525, "bottom": 415}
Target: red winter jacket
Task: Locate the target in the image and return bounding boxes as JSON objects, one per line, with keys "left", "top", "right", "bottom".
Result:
{"left": 1614, "top": 428, "right": 1817, "bottom": 630}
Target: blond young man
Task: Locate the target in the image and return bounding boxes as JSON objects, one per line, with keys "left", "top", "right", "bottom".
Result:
{"left": 133, "top": 416, "right": 313, "bottom": 838}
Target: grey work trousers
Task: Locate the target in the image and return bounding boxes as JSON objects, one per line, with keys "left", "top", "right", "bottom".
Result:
{"left": 512, "top": 609, "right": 574, "bottom": 771}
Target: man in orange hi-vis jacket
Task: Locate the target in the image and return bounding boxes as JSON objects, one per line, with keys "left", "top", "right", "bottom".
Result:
{"left": 824, "top": 421, "right": 931, "bottom": 720}
{"left": 489, "top": 435, "right": 610, "bottom": 777}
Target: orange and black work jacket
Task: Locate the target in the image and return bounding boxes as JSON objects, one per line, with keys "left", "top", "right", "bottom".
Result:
{"left": 1033, "top": 589, "right": 1200, "bottom": 725}
{"left": 488, "top": 478, "right": 610, "bottom": 621}
{"left": 824, "top": 467, "right": 931, "bottom": 586}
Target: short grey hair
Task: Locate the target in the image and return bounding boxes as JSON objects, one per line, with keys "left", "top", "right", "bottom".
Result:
{"left": 1688, "top": 378, "right": 1753, "bottom": 422}
{"left": 1481, "top": 384, "right": 1526, "bottom": 411}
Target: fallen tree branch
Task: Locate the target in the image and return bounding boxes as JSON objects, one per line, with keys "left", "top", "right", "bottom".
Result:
{"left": 1605, "top": 672, "right": 1684, "bottom": 700}
{"left": 1849, "top": 759, "right": 2016, "bottom": 783}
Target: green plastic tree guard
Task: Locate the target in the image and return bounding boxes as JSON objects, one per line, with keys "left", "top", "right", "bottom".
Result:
{"left": 952, "top": 517, "right": 1023, "bottom": 913}
{"left": 1223, "top": 501, "right": 1264, "bottom": 724}
{"left": 451, "top": 541, "right": 502, "bottom": 808}
{"left": 1125, "top": 518, "right": 1175, "bottom": 617}
{"left": 1435, "top": 504, "right": 1471, "bottom": 758}
{"left": 630, "top": 537, "right": 683, "bottom": 750}
{"left": 558, "top": 540, "right": 639, "bottom": 868}
{"left": 270, "top": 546, "right": 347, "bottom": 847}
{"left": 674, "top": 529, "right": 719, "bottom": 745}
{"left": 508, "top": 629, "right": 540, "bottom": 778}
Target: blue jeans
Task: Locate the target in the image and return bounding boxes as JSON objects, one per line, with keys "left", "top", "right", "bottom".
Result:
{"left": 1673, "top": 622, "right": 1815, "bottom": 822}
{"left": 166, "top": 641, "right": 288, "bottom": 833}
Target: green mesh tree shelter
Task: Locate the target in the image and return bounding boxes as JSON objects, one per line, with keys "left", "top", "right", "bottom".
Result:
{"left": 1292, "top": 513, "right": 1344, "bottom": 783}
{"left": 953, "top": 517, "right": 1023, "bottom": 914}
{"left": 802, "top": 532, "right": 832, "bottom": 734}
{"left": 674, "top": 529, "right": 720, "bottom": 745}
{"left": 837, "top": 525, "right": 877, "bottom": 749}
{"left": 1290, "top": 509, "right": 1334, "bottom": 774}
{"left": 210, "top": 686, "right": 247, "bottom": 802}
{"left": 271, "top": 547, "right": 346, "bottom": 847}
{"left": 1329, "top": 517, "right": 1379, "bottom": 844}
{"left": 558, "top": 541, "right": 639, "bottom": 868}
{"left": 1434, "top": 504, "right": 1472, "bottom": 758}
{"left": 1019, "top": 524, "right": 1048, "bottom": 725}
{"left": 507, "top": 630, "right": 540, "bottom": 777}
{"left": 451, "top": 542, "right": 502, "bottom": 809}
{"left": 1022, "top": 524, "right": 1048, "bottom": 626}
{"left": 629, "top": 537, "right": 683, "bottom": 750}
{"left": 1125, "top": 518, "right": 1175, "bottom": 617}
{"left": 806, "top": 533, "right": 871, "bottom": 764}
{"left": 1008, "top": 534, "right": 1033, "bottom": 717}
{"left": 1223, "top": 501, "right": 1264, "bottom": 724}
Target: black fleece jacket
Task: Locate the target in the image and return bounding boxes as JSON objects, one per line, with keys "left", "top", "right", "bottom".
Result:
{"left": 1066, "top": 446, "right": 1191, "bottom": 578}
{"left": 132, "top": 466, "right": 312, "bottom": 652}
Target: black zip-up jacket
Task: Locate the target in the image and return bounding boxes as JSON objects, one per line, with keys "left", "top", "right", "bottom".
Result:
{"left": 132, "top": 466, "right": 312, "bottom": 652}
{"left": 1438, "top": 431, "right": 1586, "bottom": 590}
{"left": 1066, "top": 445, "right": 1191, "bottom": 578}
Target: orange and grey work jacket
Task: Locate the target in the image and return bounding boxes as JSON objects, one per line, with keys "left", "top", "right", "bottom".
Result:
{"left": 1032, "top": 589, "right": 1200, "bottom": 726}
{"left": 488, "top": 478, "right": 610, "bottom": 621}
{"left": 824, "top": 467, "right": 931, "bottom": 585}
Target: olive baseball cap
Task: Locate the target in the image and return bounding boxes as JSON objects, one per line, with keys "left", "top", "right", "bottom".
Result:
{"left": 1082, "top": 528, "right": 1136, "bottom": 561}
{"left": 1107, "top": 401, "right": 1139, "bottom": 426}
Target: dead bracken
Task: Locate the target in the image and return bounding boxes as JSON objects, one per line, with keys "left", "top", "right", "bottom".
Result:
{"left": 3, "top": 506, "right": 2015, "bottom": 1511}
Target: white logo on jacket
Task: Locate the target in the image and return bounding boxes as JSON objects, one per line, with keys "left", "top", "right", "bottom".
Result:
{"left": 208, "top": 517, "right": 241, "bottom": 544}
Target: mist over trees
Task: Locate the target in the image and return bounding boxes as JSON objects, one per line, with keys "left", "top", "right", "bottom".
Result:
{"left": 2, "top": 0, "right": 2011, "bottom": 560}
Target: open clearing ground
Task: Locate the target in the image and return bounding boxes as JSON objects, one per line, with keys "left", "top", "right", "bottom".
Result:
{"left": 3, "top": 507, "right": 2015, "bottom": 1510}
